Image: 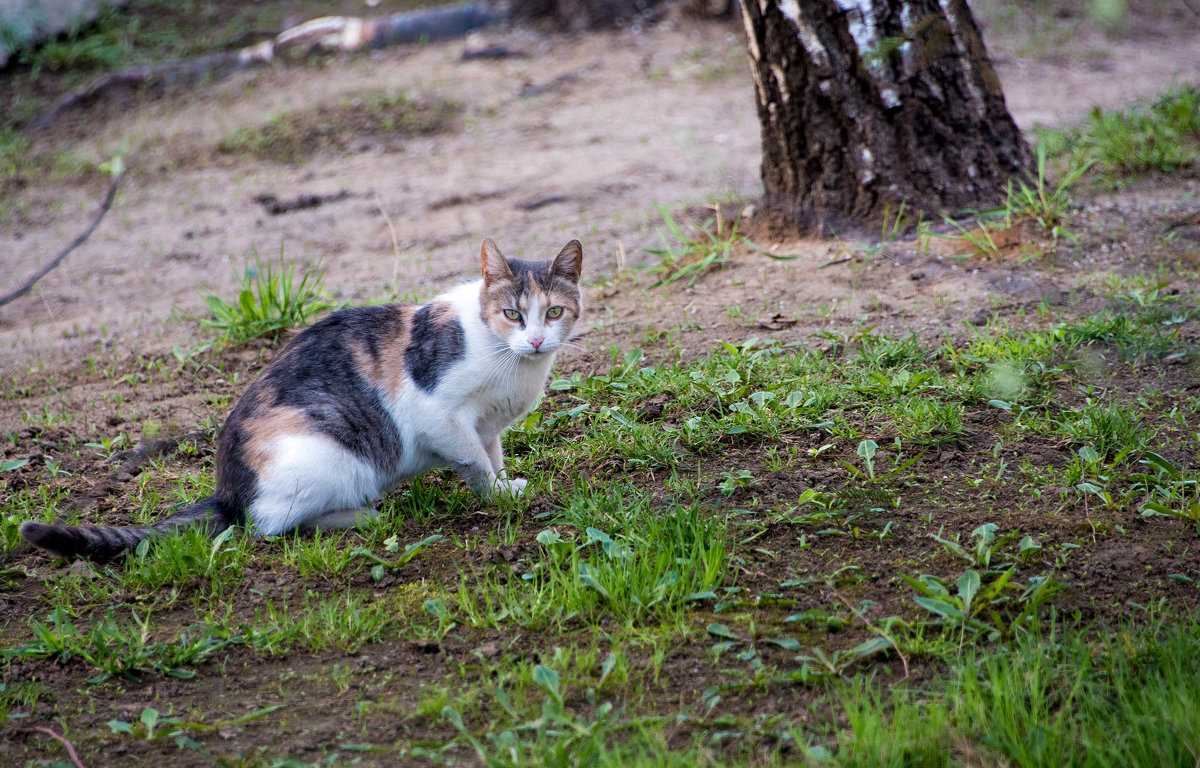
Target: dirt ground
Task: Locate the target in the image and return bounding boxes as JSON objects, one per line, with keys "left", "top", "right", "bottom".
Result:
{"left": 2, "top": 3, "right": 1200, "bottom": 766}
{"left": 2, "top": 4, "right": 1200, "bottom": 373}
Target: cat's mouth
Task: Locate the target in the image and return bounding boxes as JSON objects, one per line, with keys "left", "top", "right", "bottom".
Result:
{"left": 516, "top": 343, "right": 553, "bottom": 357}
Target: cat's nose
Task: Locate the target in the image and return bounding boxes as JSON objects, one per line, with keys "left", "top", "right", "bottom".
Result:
{"left": 529, "top": 336, "right": 544, "bottom": 351}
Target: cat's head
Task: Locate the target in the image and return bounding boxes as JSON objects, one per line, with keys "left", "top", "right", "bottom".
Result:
{"left": 479, "top": 238, "right": 583, "bottom": 357}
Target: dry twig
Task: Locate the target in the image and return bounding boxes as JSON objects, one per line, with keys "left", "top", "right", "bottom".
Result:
{"left": 0, "top": 173, "right": 122, "bottom": 309}
{"left": 17, "top": 725, "right": 90, "bottom": 768}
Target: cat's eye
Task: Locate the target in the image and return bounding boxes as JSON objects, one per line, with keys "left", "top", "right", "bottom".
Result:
{"left": 503, "top": 308, "right": 522, "bottom": 322}
{"left": 546, "top": 306, "right": 564, "bottom": 320}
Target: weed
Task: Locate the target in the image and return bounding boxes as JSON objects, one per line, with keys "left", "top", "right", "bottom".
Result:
{"left": 455, "top": 502, "right": 728, "bottom": 628}
{"left": 841, "top": 439, "right": 921, "bottom": 485}
{"left": 353, "top": 532, "right": 443, "bottom": 582}
{"left": 441, "top": 660, "right": 628, "bottom": 766}
{"left": 1004, "top": 143, "right": 1091, "bottom": 246}
{"left": 107, "top": 704, "right": 281, "bottom": 746}
{"left": 1138, "top": 451, "right": 1200, "bottom": 530}
{"left": 902, "top": 567, "right": 1061, "bottom": 645}
{"left": 243, "top": 590, "right": 400, "bottom": 655}
{"left": 643, "top": 203, "right": 745, "bottom": 287}
{"left": 1042, "top": 83, "right": 1200, "bottom": 180}
{"left": 197, "top": 247, "right": 333, "bottom": 347}
{"left": 4, "top": 607, "right": 231, "bottom": 682}
{"left": 931, "top": 523, "right": 1020, "bottom": 571}
{"left": 283, "top": 529, "right": 364, "bottom": 581}
{"left": 119, "top": 526, "right": 250, "bottom": 600}
{"left": 1057, "top": 400, "right": 1148, "bottom": 462}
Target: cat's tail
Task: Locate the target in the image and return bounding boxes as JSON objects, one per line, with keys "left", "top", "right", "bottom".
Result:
{"left": 19, "top": 496, "right": 239, "bottom": 561}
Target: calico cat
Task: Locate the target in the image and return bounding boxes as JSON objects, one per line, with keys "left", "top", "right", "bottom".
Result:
{"left": 21, "top": 238, "right": 583, "bottom": 561}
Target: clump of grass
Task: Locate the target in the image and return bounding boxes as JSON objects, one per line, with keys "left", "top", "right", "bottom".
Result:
{"left": 1040, "top": 82, "right": 1200, "bottom": 180}
{"left": 1004, "top": 143, "right": 1091, "bottom": 244}
{"left": 791, "top": 615, "right": 1200, "bottom": 766}
{"left": 216, "top": 90, "right": 458, "bottom": 164}
{"left": 243, "top": 590, "right": 400, "bottom": 655}
{"left": 643, "top": 203, "right": 746, "bottom": 287}
{"left": 197, "top": 247, "right": 333, "bottom": 347}
{"left": 453, "top": 498, "right": 729, "bottom": 629}
{"left": 1138, "top": 450, "right": 1200, "bottom": 529}
{"left": 1057, "top": 401, "right": 1149, "bottom": 463}
{"left": 3, "top": 607, "right": 231, "bottom": 682}
{"left": 119, "top": 526, "right": 252, "bottom": 599}
{"left": 923, "top": 143, "right": 1090, "bottom": 260}
{"left": 0, "top": 127, "right": 31, "bottom": 179}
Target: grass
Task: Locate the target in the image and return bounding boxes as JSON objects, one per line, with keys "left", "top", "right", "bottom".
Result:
{"left": 454, "top": 498, "right": 729, "bottom": 629}
{"left": 215, "top": 90, "right": 459, "bottom": 165}
{"left": 917, "top": 85, "right": 1197, "bottom": 262}
{"left": 1039, "top": 82, "right": 1200, "bottom": 182}
{"left": 642, "top": 203, "right": 747, "bottom": 287}
{"left": 0, "top": 0, "right": 278, "bottom": 132}
{"left": 196, "top": 246, "right": 333, "bottom": 348}
{"left": 822, "top": 613, "right": 1200, "bottom": 767}
{"left": 922, "top": 143, "right": 1092, "bottom": 261}
{"left": 3, "top": 251, "right": 1200, "bottom": 763}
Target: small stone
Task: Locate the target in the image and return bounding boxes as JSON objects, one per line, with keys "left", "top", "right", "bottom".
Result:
{"left": 68, "top": 560, "right": 98, "bottom": 580}
{"left": 476, "top": 642, "right": 502, "bottom": 660}
{"left": 909, "top": 270, "right": 925, "bottom": 281}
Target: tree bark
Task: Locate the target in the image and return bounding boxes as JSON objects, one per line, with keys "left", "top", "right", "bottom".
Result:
{"left": 740, "top": 0, "right": 1031, "bottom": 236}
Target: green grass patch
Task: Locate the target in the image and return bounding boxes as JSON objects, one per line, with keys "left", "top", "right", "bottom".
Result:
{"left": 454, "top": 497, "right": 728, "bottom": 629}
{"left": 215, "top": 90, "right": 458, "bottom": 164}
{"left": 1040, "top": 82, "right": 1200, "bottom": 181}
{"left": 4, "top": 268, "right": 1200, "bottom": 763}
{"left": 4, "top": 606, "right": 233, "bottom": 682}
{"left": 196, "top": 247, "right": 333, "bottom": 348}
{"left": 814, "top": 614, "right": 1200, "bottom": 767}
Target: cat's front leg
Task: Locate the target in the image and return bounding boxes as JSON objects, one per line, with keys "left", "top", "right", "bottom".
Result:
{"left": 430, "top": 422, "right": 525, "bottom": 499}
{"left": 484, "top": 434, "right": 528, "bottom": 497}
{"left": 484, "top": 435, "right": 505, "bottom": 473}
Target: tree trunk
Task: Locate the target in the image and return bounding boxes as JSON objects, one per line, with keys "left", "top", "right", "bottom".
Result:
{"left": 740, "top": 0, "right": 1031, "bottom": 236}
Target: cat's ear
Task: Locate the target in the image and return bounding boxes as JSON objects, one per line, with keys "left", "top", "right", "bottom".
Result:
{"left": 551, "top": 240, "right": 583, "bottom": 284}
{"left": 481, "top": 238, "right": 512, "bottom": 284}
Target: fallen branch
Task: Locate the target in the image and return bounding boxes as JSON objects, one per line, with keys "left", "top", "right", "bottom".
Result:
{"left": 0, "top": 173, "right": 121, "bottom": 309}
{"left": 17, "top": 726, "right": 90, "bottom": 768}
{"left": 32, "top": 2, "right": 504, "bottom": 130}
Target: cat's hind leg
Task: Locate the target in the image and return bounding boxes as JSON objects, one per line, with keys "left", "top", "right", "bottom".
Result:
{"left": 299, "top": 507, "right": 379, "bottom": 532}
{"left": 248, "top": 434, "right": 382, "bottom": 534}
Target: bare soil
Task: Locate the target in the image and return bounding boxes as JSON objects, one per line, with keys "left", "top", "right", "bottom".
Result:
{"left": 2, "top": 3, "right": 1200, "bottom": 766}
{"left": 3, "top": 5, "right": 1199, "bottom": 371}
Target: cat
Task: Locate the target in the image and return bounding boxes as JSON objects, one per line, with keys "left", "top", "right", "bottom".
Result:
{"left": 21, "top": 238, "right": 583, "bottom": 561}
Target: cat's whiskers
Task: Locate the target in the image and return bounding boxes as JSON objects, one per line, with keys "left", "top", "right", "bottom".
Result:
{"left": 556, "top": 341, "right": 587, "bottom": 352}
{"left": 476, "top": 345, "right": 520, "bottom": 388}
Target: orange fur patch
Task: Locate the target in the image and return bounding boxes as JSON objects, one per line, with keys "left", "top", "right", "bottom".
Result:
{"left": 427, "top": 301, "right": 458, "bottom": 325}
{"left": 241, "top": 396, "right": 311, "bottom": 475}
{"left": 354, "top": 305, "right": 414, "bottom": 400}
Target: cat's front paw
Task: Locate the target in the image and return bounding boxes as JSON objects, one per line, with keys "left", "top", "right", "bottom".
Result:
{"left": 492, "top": 476, "right": 528, "bottom": 499}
